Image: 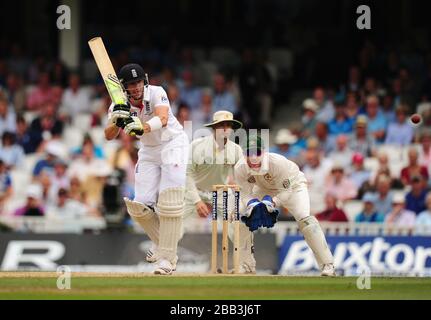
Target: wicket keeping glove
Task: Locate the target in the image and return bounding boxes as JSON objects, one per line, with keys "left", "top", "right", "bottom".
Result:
{"left": 245, "top": 199, "right": 260, "bottom": 217}
{"left": 262, "top": 195, "right": 276, "bottom": 213}
{"left": 111, "top": 103, "right": 131, "bottom": 127}
{"left": 241, "top": 202, "right": 279, "bottom": 232}
{"left": 124, "top": 116, "right": 144, "bottom": 136}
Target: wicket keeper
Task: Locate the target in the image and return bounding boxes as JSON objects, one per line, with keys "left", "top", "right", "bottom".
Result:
{"left": 235, "top": 135, "right": 336, "bottom": 276}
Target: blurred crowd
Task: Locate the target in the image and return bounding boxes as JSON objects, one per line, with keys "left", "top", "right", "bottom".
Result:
{"left": 0, "top": 39, "right": 431, "bottom": 231}
{"left": 0, "top": 42, "right": 282, "bottom": 228}
{"left": 270, "top": 42, "right": 431, "bottom": 229}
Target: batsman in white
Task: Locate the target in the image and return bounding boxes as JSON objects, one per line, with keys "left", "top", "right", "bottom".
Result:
{"left": 184, "top": 111, "right": 256, "bottom": 273}
{"left": 235, "top": 136, "right": 336, "bottom": 276}
{"left": 104, "top": 64, "right": 188, "bottom": 275}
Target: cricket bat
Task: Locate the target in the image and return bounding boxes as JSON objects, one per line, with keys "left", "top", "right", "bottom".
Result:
{"left": 88, "top": 37, "right": 142, "bottom": 136}
{"left": 88, "top": 37, "right": 128, "bottom": 106}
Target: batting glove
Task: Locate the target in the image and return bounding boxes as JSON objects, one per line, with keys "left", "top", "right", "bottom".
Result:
{"left": 111, "top": 103, "right": 131, "bottom": 126}
{"left": 262, "top": 195, "right": 276, "bottom": 213}
{"left": 245, "top": 198, "right": 260, "bottom": 217}
{"left": 124, "top": 116, "right": 144, "bottom": 136}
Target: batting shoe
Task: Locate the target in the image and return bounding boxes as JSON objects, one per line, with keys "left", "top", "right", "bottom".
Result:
{"left": 321, "top": 263, "right": 336, "bottom": 277}
{"left": 153, "top": 259, "right": 175, "bottom": 275}
{"left": 147, "top": 251, "right": 178, "bottom": 271}
{"left": 146, "top": 248, "right": 158, "bottom": 263}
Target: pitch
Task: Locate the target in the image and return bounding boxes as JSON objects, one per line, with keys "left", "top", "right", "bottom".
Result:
{"left": 0, "top": 273, "right": 430, "bottom": 300}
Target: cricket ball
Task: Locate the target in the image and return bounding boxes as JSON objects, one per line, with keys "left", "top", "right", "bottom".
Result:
{"left": 410, "top": 113, "right": 422, "bottom": 126}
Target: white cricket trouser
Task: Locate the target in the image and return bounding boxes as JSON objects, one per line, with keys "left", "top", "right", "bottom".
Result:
{"left": 134, "top": 133, "right": 189, "bottom": 206}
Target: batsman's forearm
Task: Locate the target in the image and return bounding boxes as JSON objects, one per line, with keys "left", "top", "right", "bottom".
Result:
{"left": 104, "top": 123, "right": 120, "bottom": 140}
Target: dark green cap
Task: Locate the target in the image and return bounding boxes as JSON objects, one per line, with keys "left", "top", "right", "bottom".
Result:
{"left": 243, "top": 135, "right": 265, "bottom": 155}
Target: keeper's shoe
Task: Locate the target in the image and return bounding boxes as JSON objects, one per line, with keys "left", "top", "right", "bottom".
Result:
{"left": 153, "top": 259, "right": 175, "bottom": 275}
{"left": 321, "top": 263, "right": 336, "bottom": 277}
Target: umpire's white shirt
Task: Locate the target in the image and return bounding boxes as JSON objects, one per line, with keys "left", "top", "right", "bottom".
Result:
{"left": 186, "top": 135, "right": 244, "bottom": 205}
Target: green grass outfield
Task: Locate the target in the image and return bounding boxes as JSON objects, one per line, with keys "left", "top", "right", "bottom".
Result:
{"left": 0, "top": 273, "right": 430, "bottom": 300}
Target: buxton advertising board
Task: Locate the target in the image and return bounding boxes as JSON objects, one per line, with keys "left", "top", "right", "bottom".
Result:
{"left": 279, "top": 236, "right": 431, "bottom": 276}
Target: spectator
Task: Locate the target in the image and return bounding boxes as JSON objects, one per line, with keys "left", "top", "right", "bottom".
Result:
{"left": 405, "top": 176, "right": 428, "bottom": 215}
{"left": 365, "top": 95, "right": 387, "bottom": 143}
{"left": 0, "top": 131, "right": 24, "bottom": 168}
{"left": 270, "top": 129, "right": 302, "bottom": 161}
{"left": 314, "top": 122, "right": 334, "bottom": 154}
{"left": 26, "top": 72, "right": 55, "bottom": 111}
{"left": 325, "top": 162, "right": 358, "bottom": 201}
{"left": 350, "top": 153, "right": 371, "bottom": 194}
{"left": 315, "top": 193, "right": 349, "bottom": 222}
{"left": 15, "top": 114, "right": 42, "bottom": 154}
{"left": 14, "top": 184, "right": 45, "bottom": 217}
{"left": 69, "top": 176, "right": 86, "bottom": 203}
{"left": 373, "top": 174, "right": 394, "bottom": 216}
{"left": 346, "top": 66, "right": 361, "bottom": 93}
{"left": 167, "top": 84, "right": 181, "bottom": 116}
{"left": 385, "top": 192, "right": 416, "bottom": 228}
{"left": 39, "top": 170, "right": 56, "bottom": 207}
{"left": 355, "top": 193, "right": 385, "bottom": 223}
{"left": 362, "top": 77, "right": 379, "bottom": 98}
{"left": 303, "top": 149, "right": 333, "bottom": 214}
{"left": 369, "top": 151, "right": 395, "bottom": 185}
{"left": 50, "top": 159, "right": 70, "bottom": 197}
{"left": 108, "top": 132, "right": 138, "bottom": 199}
{"left": 314, "top": 87, "right": 335, "bottom": 123}
{"left": 345, "top": 91, "right": 361, "bottom": 119}
{"left": 67, "top": 142, "right": 112, "bottom": 183}
{"left": 381, "top": 94, "right": 396, "bottom": 123}
{"left": 417, "top": 102, "right": 431, "bottom": 127}
{"left": 71, "top": 133, "right": 105, "bottom": 160}
{"left": 5, "top": 73, "right": 26, "bottom": 113}
{"left": 46, "top": 188, "right": 97, "bottom": 219}
{"left": 401, "top": 147, "right": 429, "bottom": 186}
{"left": 50, "top": 60, "right": 69, "bottom": 87}
{"left": 7, "top": 44, "right": 30, "bottom": 79}
{"left": 328, "top": 100, "right": 354, "bottom": 136}
{"left": 190, "top": 88, "right": 213, "bottom": 130}
{"left": 30, "top": 101, "right": 64, "bottom": 141}
{"left": 301, "top": 99, "right": 319, "bottom": 138}
{"left": 60, "top": 74, "right": 93, "bottom": 118}
{"left": 384, "top": 104, "right": 414, "bottom": 146}
{"left": 0, "top": 160, "right": 12, "bottom": 201}
{"left": 328, "top": 135, "right": 354, "bottom": 169}
{"left": 178, "top": 70, "right": 201, "bottom": 111}
{"left": 418, "top": 130, "right": 431, "bottom": 169}
{"left": 212, "top": 73, "right": 237, "bottom": 115}
{"left": 176, "top": 103, "right": 191, "bottom": 127}
{"left": 33, "top": 140, "right": 65, "bottom": 177}
{"left": 0, "top": 97, "right": 16, "bottom": 135}
{"left": 349, "top": 115, "right": 375, "bottom": 157}
{"left": 91, "top": 92, "right": 111, "bottom": 128}
{"left": 416, "top": 192, "right": 431, "bottom": 227}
